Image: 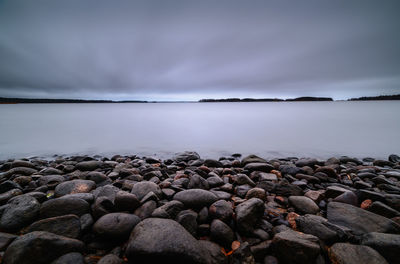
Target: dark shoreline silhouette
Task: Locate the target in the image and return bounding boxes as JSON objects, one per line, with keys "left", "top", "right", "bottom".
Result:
{"left": 0, "top": 94, "right": 399, "bottom": 104}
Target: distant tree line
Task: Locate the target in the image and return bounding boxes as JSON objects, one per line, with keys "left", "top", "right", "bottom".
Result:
{"left": 348, "top": 94, "right": 400, "bottom": 101}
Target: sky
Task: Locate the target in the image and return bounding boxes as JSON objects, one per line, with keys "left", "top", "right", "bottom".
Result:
{"left": 0, "top": 0, "right": 399, "bottom": 101}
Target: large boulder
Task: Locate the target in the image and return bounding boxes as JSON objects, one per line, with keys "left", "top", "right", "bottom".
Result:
{"left": 3, "top": 231, "right": 84, "bottom": 264}
{"left": 126, "top": 218, "right": 208, "bottom": 264}
{"left": 235, "top": 198, "right": 265, "bottom": 235}
{"left": 0, "top": 195, "right": 40, "bottom": 231}
{"left": 173, "top": 189, "right": 218, "bottom": 208}
{"left": 328, "top": 243, "right": 388, "bottom": 264}
{"left": 327, "top": 202, "right": 400, "bottom": 235}
{"left": 271, "top": 229, "right": 320, "bottom": 264}
{"left": 54, "top": 180, "right": 95, "bottom": 197}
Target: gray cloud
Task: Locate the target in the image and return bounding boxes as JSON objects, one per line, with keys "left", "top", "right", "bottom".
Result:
{"left": 0, "top": 0, "right": 399, "bottom": 100}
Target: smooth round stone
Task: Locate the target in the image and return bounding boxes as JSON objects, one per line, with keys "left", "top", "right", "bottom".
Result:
{"left": 54, "top": 180, "right": 96, "bottom": 197}
{"left": 173, "top": 189, "right": 218, "bottom": 208}
{"left": 93, "top": 213, "right": 140, "bottom": 240}
{"left": 288, "top": 196, "right": 320, "bottom": 215}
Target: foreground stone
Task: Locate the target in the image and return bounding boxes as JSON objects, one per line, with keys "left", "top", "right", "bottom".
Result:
{"left": 328, "top": 243, "right": 388, "bottom": 264}
{"left": 173, "top": 189, "right": 218, "bottom": 208}
{"left": 126, "top": 218, "right": 209, "bottom": 264}
{"left": 0, "top": 195, "right": 40, "bottom": 231}
{"left": 3, "top": 231, "right": 84, "bottom": 264}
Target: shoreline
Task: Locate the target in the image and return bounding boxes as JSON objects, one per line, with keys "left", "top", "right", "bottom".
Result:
{"left": 0, "top": 152, "right": 399, "bottom": 263}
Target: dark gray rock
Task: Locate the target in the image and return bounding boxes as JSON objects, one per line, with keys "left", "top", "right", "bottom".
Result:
{"left": 151, "top": 200, "right": 184, "bottom": 219}
{"left": 360, "top": 232, "right": 400, "bottom": 263}
{"left": 198, "top": 240, "right": 227, "bottom": 264}
{"left": 114, "top": 191, "right": 140, "bottom": 212}
{"left": 174, "top": 189, "right": 218, "bottom": 208}
{"left": 0, "top": 195, "right": 40, "bottom": 231}
{"left": 93, "top": 212, "right": 140, "bottom": 240}
{"left": 0, "top": 188, "right": 23, "bottom": 205}
{"left": 0, "top": 232, "right": 17, "bottom": 251}
{"left": 26, "top": 214, "right": 81, "bottom": 238}
{"left": 92, "top": 196, "right": 115, "bottom": 219}
{"left": 131, "top": 181, "right": 162, "bottom": 200}
{"left": 244, "top": 163, "right": 274, "bottom": 172}
{"left": 3, "top": 231, "right": 84, "bottom": 264}
{"left": 235, "top": 198, "right": 265, "bottom": 235}
{"left": 274, "top": 181, "right": 303, "bottom": 196}
{"left": 51, "top": 252, "right": 84, "bottom": 264}
{"left": 295, "top": 214, "right": 341, "bottom": 243}
{"left": 328, "top": 243, "right": 388, "bottom": 264}
{"left": 97, "top": 254, "right": 122, "bottom": 264}
{"left": 327, "top": 202, "right": 400, "bottom": 235}
{"left": 187, "top": 174, "right": 209, "bottom": 190}
{"left": 333, "top": 191, "right": 358, "bottom": 206}
{"left": 368, "top": 201, "right": 400, "bottom": 218}
{"left": 272, "top": 229, "right": 320, "bottom": 264}
{"left": 176, "top": 209, "right": 198, "bottom": 237}
{"left": 86, "top": 171, "right": 108, "bottom": 183}
{"left": 204, "top": 159, "right": 223, "bottom": 168}
{"left": 40, "top": 197, "right": 90, "bottom": 218}
{"left": 126, "top": 218, "right": 208, "bottom": 264}
{"left": 75, "top": 160, "right": 102, "bottom": 171}
{"left": 173, "top": 151, "right": 200, "bottom": 162}
{"left": 289, "top": 196, "right": 319, "bottom": 215}
{"left": 209, "top": 200, "right": 233, "bottom": 223}
{"left": 134, "top": 200, "right": 157, "bottom": 219}
{"left": 80, "top": 213, "right": 93, "bottom": 232}
{"left": 210, "top": 219, "right": 234, "bottom": 248}
{"left": 54, "top": 180, "right": 96, "bottom": 197}
{"left": 241, "top": 155, "right": 267, "bottom": 166}
{"left": 236, "top": 174, "right": 256, "bottom": 186}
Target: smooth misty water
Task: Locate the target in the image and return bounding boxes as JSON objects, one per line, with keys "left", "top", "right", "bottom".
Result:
{"left": 0, "top": 101, "right": 399, "bottom": 160}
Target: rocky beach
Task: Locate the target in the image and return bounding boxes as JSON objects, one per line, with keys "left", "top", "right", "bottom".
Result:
{"left": 0, "top": 151, "right": 399, "bottom": 264}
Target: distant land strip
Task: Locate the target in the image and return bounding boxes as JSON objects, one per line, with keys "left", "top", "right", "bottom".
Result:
{"left": 0, "top": 94, "right": 399, "bottom": 104}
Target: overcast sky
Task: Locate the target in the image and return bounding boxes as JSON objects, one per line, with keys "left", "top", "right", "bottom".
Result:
{"left": 0, "top": 0, "right": 399, "bottom": 101}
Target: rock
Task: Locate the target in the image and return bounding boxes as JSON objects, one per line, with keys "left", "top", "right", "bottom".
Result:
{"left": 368, "top": 201, "right": 400, "bottom": 218}
{"left": 54, "top": 180, "right": 95, "bottom": 197}
{"left": 325, "top": 186, "right": 350, "bottom": 198}
{"left": 204, "top": 159, "right": 223, "bottom": 168}
{"left": 244, "top": 163, "right": 274, "bottom": 172}
{"left": 126, "top": 218, "right": 208, "bottom": 264}
{"left": 0, "top": 232, "right": 17, "bottom": 251}
{"left": 0, "top": 195, "right": 40, "bottom": 231}
{"left": 134, "top": 200, "right": 157, "bottom": 219}
{"left": 235, "top": 198, "right": 265, "bottom": 235}
{"left": 274, "top": 181, "right": 303, "bottom": 196}
{"left": 3, "top": 231, "right": 84, "bottom": 264}
{"left": 304, "top": 190, "right": 324, "bottom": 203}
{"left": 0, "top": 181, "right": 22, "bottom": 193}
{"left": 360, "top": 232, "right": 400, "bottom": 263}
{"left": 51, "top": 252, "right": 85, "bottom": 264}
{"left": 11, "top": 160, "right": 35, "bottom": 169}
{"left": 41, "top": 167, "right": 63, "bottom": 175}
{"left": 97, "top": 254, "right": 122, "bottom": 264}
{"left": 241, "top": 155, "right": 267, "bottom": 166}
{"left": 373, "top": 160, "right": 394, "bottom": 167}
{"left": 328, "top": 243, "right": 388, "bottom": 264}
{"left": 187, "top": 174, "right": 209, "bottom": 190}
{"left": 207, "top": 176, "right": 224, "bottom": 188}
{"left": 1, "top": 167, "right": 37, "bottom": 178}
{"left": 272, "top": 229, "right": 320, "bottom": 264}
{"left": 93, "top": 213, "right": 140, "bottom": 240}
{"left": 75, "top": 160, "right": 102, "bottom": 171}
{"left": 209, "top": 200, "right": 233, "bottom": 223}
{"left": 0, "top": 188, "right": 23, "bottom": 205}
{"left": 114, "top": 191, "right": 140, "bottom": 212}
{"left": 258, "top": 172, "right": 278, "bottom": 181}
{"left": 151, "top": 200, "right": 184, "bottom": 219}
{"left": 295, "top": 158, "right": 318, "bottom": 167}
{"left": 333, "top": 191, "right": 358, "bottom": 206}
{"left": 279, "top": 164, "right": 302, "bottom": 175}
{"left": 198, "top": 240, "right": 227, "bottom": 264}
{"left": 236, "top": 174, "right": 256, "bottom": 186}
{"left": 176, "top": 209, "right": 198, "bottom": 237}
{"left": 315, "top": 166, "right": 337, "bottom": 178}
{"left": 173, "top": 151, "right": 200, "bottom": 162}
{"left": 131, "top": 181, "right": 162, "bottom": 200}
{"left": 92, "top": 196, "right": 114, "bottom": 219}
{"left": 245, "top": 187, "right": 267, "bottom": 200}
{"left": 327, "top": 202, "right": 400, "bottom": 235}
{"left": 26, "top": 214, "right": 81, "bottom": 238}
{"left": 295, "top": 214, "right": 341, "bottom": 243}
{"left": 288, "top": 196, "right": 319, "bottom": 215}
{"left": 40, "top": 197, "right": 90, "bottom": 218}
{"left": 80, "top": 214, "right": 93, "bottom": 232}
{"left": 174, "top": 189, "right": 218, "bottom": 208}
{"left": 210, "top": 219, "right": 234, "bottom": 247}
{"left": 388, "top": 154, "right": 400, "bottom": 163}
{"left": 86, "top": 171, "right": 108, "bottom": 183}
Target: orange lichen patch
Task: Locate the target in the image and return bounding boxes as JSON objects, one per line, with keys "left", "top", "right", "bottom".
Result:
{"left": 275, "top": 196, "right": 285, "bottom": 203}
{"left": 361, "top": 199, "right": 372, "bottom": 209}
{"left": 231, "top": 241, "right": 240, "bottom": 251}
{"left": 174, "top": 174, "right": 188, "bottom": 180}
{"left": 271, "top": 170, "right": 282, "bottom": 178}
{"left": 87, "top": 255, "right": 102, "bottom": 261}
{"left": 347, "top": 174, "right": 352, "bottom": 180}
{"left": 287, "top": 212, "right": 300, "bottom": 230}
{"left": 72, "top": 184, "right": 91, "bottom": 194}
{"left": 266, "top": 206, "right": 287, "bottom": 217}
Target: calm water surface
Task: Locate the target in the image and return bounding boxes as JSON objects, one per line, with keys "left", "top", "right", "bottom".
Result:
{"left": 0, "top": 101, "right": 399, "bottom": 160}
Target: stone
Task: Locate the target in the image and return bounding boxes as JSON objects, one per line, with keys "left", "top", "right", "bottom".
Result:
{"left": 80, "top": 213, "right": 93, "bottom": 232}
{"left": 207, "top": 176, "right": 224, "bottom": 188}
{"left": 274, "top": 181, "right": 303, "bottom": 196}
{"left": 75, "top": 160, "right": 102, "bottom": 171}
{"left": 288, "top": 196, "right": 319, "bottom": 214}
{"left": 271, "top": 229, "right": 320, "bottom": 264}
{"left": 126, "top": 218, "right": 208, "bottom": 264}
{"left": 0, "top": 232, "right": 17, "bottom": 251}
{"left": 241, "top": 155, "right": 267, "bottom": 166}
{"left": 210, "top": 219, "right": 234, "bottom": 248}
{"left": 26, "top": 214, "right": 81, "bottom": 238}
{"left": 86, "top": 171, "right": 108, "bottom": 183}
{"left": 187, "top": 174, "right": 209, "bottom": 190}
{"left": 245, "top": 187, "right": 267, "bottom": 200}
{"left": 360, "top": 232, "right": 400, "bottom": 263}
{"left": 325, "top": 186, "right": 350, "bottom": 198}
{"left": 0, "top": 188, "right": 23, "bottom": 205}
{"left": 176, "top": 209, "right": 198, "bottom": 237}
{"left": 295, "top": 158, "right": 318, "bottom": 167}
{"left": 258, "top": 172, "right": 278, "bottom": 181}
{"left": 244, "top": 163, "right": 274, "bottom": 172}
{"left": 333, "top": 191, "right": 358, "bottom": 206}
{"left": 304, "top": 190, "right": 324, "bottom": 203}
{"left": 174, "top": 189, "right": 218, "bottom": 208}
{"left": 97, "top": 254, "right": 122, "bottom": 264}
{"left": 198, "top": 240, "right": 227, "bottom": 264}
{"left": 54, "top": 180, "right": 95, "bottom": 197}
{"left": 0, "top": 195, "right": 40, "bottom": 231}
{"left": 204, "top": 159, "right": 223, "bottom": 168}
{"left": 327, "top": 202, "right": 400, "bottom": 235}
{"left": 3, "top": 231, "right": 84, "bottom": 264}
{"left": 368, "top": 201, "right": 400, "bottom": 218}
{"left": 295, "top": 214, "right": 341, "bottom": 243}
{"left": 328, "top": 243, "right": 388, "bottom": 264}
{"left": 51, "top": 252, "right": 84, "bottom": 264}
{"left": 134, "top": 200, "right": 157, "bottom": 219}
{"left": 236, "top": 174, "right": 256, "bottom": 186}
{"left": 151, "top": 200, "right": 184, "bottom": 219}
{"left": 235, "top": 198, "right": 265, "bottom": 235}
{"left": 114, "top": 191, "right": 140, "bottom": 212}
{"left": 173, "top": 151, "right": 200, "bottom": 162}
{"left": 93, "top": 213, "right": 140, "bottom": 240}
{"left": 209, "top": 200, "right": 233, "bottom": 223}
{"left": 40, "top": 197, "right": 90, "bottom": 218}
{"left": 130, "top": 181, "right": 162, "bottom": 200}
